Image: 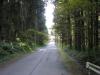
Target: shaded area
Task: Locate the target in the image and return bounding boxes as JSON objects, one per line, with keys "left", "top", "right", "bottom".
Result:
{"left": 0, "top": 42, "right": 69, "bottom": 75}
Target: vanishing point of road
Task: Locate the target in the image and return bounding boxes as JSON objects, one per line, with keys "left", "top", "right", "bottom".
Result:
{"left": 0, "top": 42, "right": 69, "bottom": 75}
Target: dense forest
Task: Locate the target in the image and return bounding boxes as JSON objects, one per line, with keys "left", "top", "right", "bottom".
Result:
{"left": 0, "top": 0, "right": 100, "bottom": 75}
{"left": 54, "top": 0, "right": 100, "bottom": 65}
{"left": 0, "top": 0, "right": 48, "bottom": 62}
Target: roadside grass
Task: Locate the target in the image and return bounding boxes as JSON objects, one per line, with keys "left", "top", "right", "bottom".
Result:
{"left": 0, "top": 43, "right": 43, "bottom": 65}
{"left": 0, "top": 50, "right": 36, "bottom": 65}
{"left": 58, "top": 46, "right": 87, "bottom": 75}
{"left": 0, "top": 52, "right": 25, "bottom": 64}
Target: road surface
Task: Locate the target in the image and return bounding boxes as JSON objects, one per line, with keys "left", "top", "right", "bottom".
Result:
{"left": 0, "top": 42, "right": 69, "bottom": 75}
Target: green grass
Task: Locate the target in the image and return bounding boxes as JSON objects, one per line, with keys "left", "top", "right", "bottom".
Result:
{"left": 0, "top": 43, "right": 40, "bottom": 64}
{"left": 58, "top": 45, "right": 86, "bottom": 75}
{"left": 0, "top": 52, "right": 24, "bottom": 64}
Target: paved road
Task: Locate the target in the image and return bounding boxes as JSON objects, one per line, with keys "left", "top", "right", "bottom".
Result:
{"left": 0, "top": 42, "right": 69, "bottom": 75}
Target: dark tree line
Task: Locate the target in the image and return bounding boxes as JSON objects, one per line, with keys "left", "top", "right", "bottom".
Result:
{"left": 54, "top": 0, "right": 100, "bottom": 65}
{"left": 0, "top": 0, "right": 48, "bottom": 61}
{"left": 0, "top": 0, "right": 48, "bottom": 44}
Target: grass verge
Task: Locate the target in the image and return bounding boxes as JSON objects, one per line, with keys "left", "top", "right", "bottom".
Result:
{"left": 58, "top": 46, "right": 87, "bottom": 75}
{"left": 0, "top": 44, "right": 41, "bottom": 65}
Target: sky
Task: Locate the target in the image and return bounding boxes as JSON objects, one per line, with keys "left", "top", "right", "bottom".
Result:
{"left": 44, "top": 1, "right": 55, "bottom": 34}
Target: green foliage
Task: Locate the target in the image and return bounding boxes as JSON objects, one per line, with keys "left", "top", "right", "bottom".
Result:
{"left": 0, "top": 0, "right": 48, "bottom": 63}
{"left": 0, "top": 42, "right": 16, "bottom": 54}
{"left": 0, "top": 41, "right": 36, "bottom": 63}
{"left": 58, "top": 44, "right": 86, "bottom": 75}
{"left": 54, "top": 0, "right": 99, "bottom": 65}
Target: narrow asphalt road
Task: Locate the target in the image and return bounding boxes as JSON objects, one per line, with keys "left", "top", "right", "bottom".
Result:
{"left": 0, "top": 42, "right": 69, "bottom": 75}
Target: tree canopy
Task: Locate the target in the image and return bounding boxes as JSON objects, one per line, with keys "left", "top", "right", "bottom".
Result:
{"left": 54, "top": 0, "right": 100, "bottom": 65}
{"left": 0, "top": 0, "right": 48, "bottom": 62}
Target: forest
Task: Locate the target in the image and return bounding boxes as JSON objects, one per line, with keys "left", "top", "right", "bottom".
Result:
{"left": 0, "top": 0, "right": 100, "bottom": 74}
{"left": 54, "top": 0, "right": 100, "bottom": 65}
{"left": 0, "top": 0, "right": 48, "bottom": 63}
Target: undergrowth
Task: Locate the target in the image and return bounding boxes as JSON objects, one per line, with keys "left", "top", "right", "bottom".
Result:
{"left": 57, "top": 44, "right": 87, "bottom": 75}
{"left": 0, "top": 42, "right": 38, "bottom": 64}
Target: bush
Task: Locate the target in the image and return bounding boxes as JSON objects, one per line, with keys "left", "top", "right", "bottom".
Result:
{"left": 0, "top": 42, "right": 14, "bottom": 54}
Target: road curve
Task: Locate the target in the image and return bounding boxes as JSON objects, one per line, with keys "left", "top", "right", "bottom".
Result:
{"left": 0, "top": 42, "right": 69, "bottom": 75}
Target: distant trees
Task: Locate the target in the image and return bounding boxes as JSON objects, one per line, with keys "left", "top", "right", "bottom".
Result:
{"left": 54, "top": 0, "right": 100, "bottom": 64}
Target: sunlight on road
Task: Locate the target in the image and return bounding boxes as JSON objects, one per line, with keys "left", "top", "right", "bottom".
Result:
{"left": 48, "top": 41, "right": 55, "bottom": 45}
{"left": 38, "top": 41, "right": 56, "bottom": 52}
